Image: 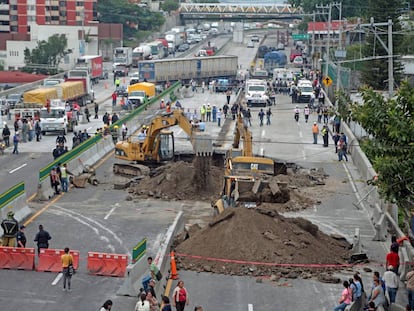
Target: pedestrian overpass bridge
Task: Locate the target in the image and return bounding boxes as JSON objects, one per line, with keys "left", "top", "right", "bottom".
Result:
{"left": 179, "top": 3, "right": 304, "bottom": 20}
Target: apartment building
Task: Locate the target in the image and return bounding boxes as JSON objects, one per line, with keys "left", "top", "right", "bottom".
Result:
{"left": 0, "top": 0, "right": 97, "bottom": 34}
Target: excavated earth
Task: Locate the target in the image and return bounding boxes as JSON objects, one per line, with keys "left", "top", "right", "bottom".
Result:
{"left": 129, "top": 160, "right": 351, "bottom": 280}
{"left": 173, "top": 208, "right": 351, "bottom": 280}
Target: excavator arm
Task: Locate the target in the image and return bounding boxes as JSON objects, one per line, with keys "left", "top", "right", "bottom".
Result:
{"left": 232, "top": 113, "right": 253, "bottom": 157}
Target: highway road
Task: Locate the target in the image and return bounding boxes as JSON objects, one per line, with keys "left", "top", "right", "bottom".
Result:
{"left": 0, "top": 30, "right": 396, "bottom": 311}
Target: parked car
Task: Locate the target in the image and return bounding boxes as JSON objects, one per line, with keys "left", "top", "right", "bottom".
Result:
{"left": 247, "top": 41, "right": 254, "bottom": 48}
{"left": 251, "top": 35, "right": 260, "bottom": 42}
{"left": 6, "top": 93, "right": 23, "bottom": 109}
{"left": 293, "top": 56, "right": 304, "bottom": 66}
{"left": 177, "top": 43, "right": 190, "bottom": 52}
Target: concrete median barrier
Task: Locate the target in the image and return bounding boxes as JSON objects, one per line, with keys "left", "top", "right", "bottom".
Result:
{"left": 117, "top": 211, "right": 185, "bottom": 297}
{"left": 0, "top": 182, "right": 31, "bottom": 224}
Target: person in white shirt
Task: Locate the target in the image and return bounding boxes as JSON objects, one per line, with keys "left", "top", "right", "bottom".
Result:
{"left": 383, "top": 265, "right": 399, "bottom": 304}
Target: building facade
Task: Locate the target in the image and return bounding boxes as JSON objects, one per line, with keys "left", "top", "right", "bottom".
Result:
{"left": 0, "top": 0, "right": 97, "bottom": 34}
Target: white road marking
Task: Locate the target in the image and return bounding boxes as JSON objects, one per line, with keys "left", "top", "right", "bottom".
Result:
{"left": 260, "top": 148, "right": 264, "bottom": 157}
{"left": 177, "top": 129, "right": 183, "bottom": 136}
{"left": 299, "top": 130, "right": 303, "bottom": 138}
{"left": 9, "top": 163, "right": 27, "bottom": 174}
{"left": 51, "top": 273, "right": 62, "bottom": 286}
{"left": 87, "top": 126, "right": 93, "bottom": 131}
{"left": 302, "top": 150, "right": 306, "bottom": 161}
{"left": 104, "top": 205, "right": 118, "bottom": 220}
{"left": 248, "top": 304, "right": 253, "bottom": 311}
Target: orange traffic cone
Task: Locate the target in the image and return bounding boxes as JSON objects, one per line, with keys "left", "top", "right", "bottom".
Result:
{"left": 170, "top": 251, "right": 179, "bottom": 280}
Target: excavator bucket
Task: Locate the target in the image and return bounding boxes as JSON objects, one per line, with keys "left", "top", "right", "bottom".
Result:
{"left": 192, "top": 132, "right": 213, "bottom": 157}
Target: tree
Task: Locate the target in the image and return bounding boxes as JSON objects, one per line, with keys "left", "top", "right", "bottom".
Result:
{"left": 287, "top": 0, "right": 368, "bottom": 17}
{"left": 359, "top": 0, "right": 405, "bottom": 89}
{"left": 161, "top": 0, "right": 179, "bottom": 12}
{"left": 351, "top": 82, "right": 414, "bottom": 207}
{"left": 22, "top": 34, "right": 67, "bottom": 75}
{"left": 98, "top": 0, "right": 164, "bottom": 40}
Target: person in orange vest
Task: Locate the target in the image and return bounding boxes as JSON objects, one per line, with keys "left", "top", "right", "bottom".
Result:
{"left": 312, "top": 122, "right": 319, "bottom": 144}
{"left": 166, "top": 102, "right": 171, "bottom": 113}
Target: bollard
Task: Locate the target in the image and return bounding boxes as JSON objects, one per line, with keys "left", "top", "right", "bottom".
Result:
{"left": 352, "top": 227, "right": 362, "bottom": 254}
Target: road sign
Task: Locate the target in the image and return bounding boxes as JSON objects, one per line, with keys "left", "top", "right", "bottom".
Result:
{"left": 322, "top": 76, "right": 332, "bottom": 87}
{"left": 291, "top": 34, "right": 310, "bottom": 40}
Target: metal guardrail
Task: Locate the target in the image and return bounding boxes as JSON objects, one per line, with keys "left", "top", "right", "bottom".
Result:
{"left": 0, "top": 182, "right": 25, "bottom": 208}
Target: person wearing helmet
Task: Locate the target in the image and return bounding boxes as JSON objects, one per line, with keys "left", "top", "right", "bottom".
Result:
{"left": 110, "top": 125, "right": 119, "bottom": 144}
{"left": 1, "top": 210, "right": 19, "bottom": 246}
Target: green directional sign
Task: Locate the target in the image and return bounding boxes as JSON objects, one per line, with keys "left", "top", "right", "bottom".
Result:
{"left": 292, "top": 34, "right": 310, "bottom": 40}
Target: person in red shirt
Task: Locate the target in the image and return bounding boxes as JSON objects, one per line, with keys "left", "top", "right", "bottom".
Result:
{"left": 172, "top": 280, "right": 189, "bottom": 311}
{"left": 386, "top": 245, "right": 400, "bottom": 274}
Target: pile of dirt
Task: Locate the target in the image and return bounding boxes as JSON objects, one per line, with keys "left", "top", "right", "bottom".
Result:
{"left": 173, "top": 208, "right": 350, "bottom": 279}
{"left": 131, "top": 160, "right": 224, "bottom": 201}
{"left": 130, "top": 161, "right": 328, "bottom": 212}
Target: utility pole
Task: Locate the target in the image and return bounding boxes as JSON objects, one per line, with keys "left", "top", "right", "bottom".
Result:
{"left": 357, "top": 19, "right": 394, "bottom": 98}
{"left": 388, "top": 19, "right": 394, "bottom": 97}
{"left": 325, "top": 3, "right": 332, "bottom": 78}
{"left": 335, "top": 2, "right": 342, "bottom": 91}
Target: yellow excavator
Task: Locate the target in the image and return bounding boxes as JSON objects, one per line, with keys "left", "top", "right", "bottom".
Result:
{"left": 214, "top": 113, "right": 276, "bottom": 214}
{"left": 114, "top": 110, "right": 213, "bottom": 176}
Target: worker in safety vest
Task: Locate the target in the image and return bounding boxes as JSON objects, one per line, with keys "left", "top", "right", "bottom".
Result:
{"left": 312, "top": 122, "right": 319, "bottom": 144}
{"left": 206, "top": 104, "right": 212, "bottom": 122}
{"left": 200, "top": 104, "right": 206, "bottom": 122}
{"left": 1, "top": 211, "right": 19, "bottom": 247}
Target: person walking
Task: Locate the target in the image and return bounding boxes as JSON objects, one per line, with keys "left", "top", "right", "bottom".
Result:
{"left": 135, "top": 292, "right": 150, "bottom": 311}
{"left": 266, "top": 108, "right": 272, "bottom": 125}
{"left": 146, "top": 291, "right": 158, "bottom": 311}
{"left": 94, "top": 101, "right": 99, "bottom": 119}
{"left": 200, "top": 105, "right": 206, "bottom": 122}
{"left": 12, "top": 132, "right": 20, "bottom": 154}
{"left": 60, "top": 163, "right": 70, "bottom": 193}
{"left": 368, "top": 278, "right": 386, "bottom": 309}
{"left": 312, "top": 122, "right": 319, "bottom": 144}
{"left": 112, "top": 92, "right": 117, "bottom": 107}
{"left": 304, "top": 105, "right": 310, "bottom": 123}
{"left": 2, "top": 124, "right": 10, "bottom": 147}
{"left": 333, "top": 132, "right": 340, "bottom": 153}
{"left": 122, "top": 123, "right": 128, "bottom": 140}
{"left": 226, "top": 89, "right": 231, "bottom": 105}
{"left": 61, "top": 247, "right": 74, "bottom": 292}
{"left": 383, "top": 265, "right": 399, "bottom": 304}
{"left": 212, "top": 105, "right": 217, "bottom": 123}
{"left": 35, "top": 120, "right": 42, "bottom": 142}
{"left": 321, "top": 125, "right": 328, "bottom": 147}
{"left": 206, "top": 104, "right": 211, "bottom": 122}
{"left": 386, "top": 244, "right": 400, "bottom": 274}
{"left": 99, "top": 300, "right": 113, "bottom": 311}
{"left": 34, "top": 224, "right": 51, "bottom": 254}
{"left": 338, "top": 138, "right": 348, "bottom": 161}
{"left": 16, "top": 225, "right": 26, "bottom": 248}
{"left": 258, "top": 109, "right": 265, "bottom": 127}
{"left": 406, "top": 269, "right": 414, "bottom": 310}
{"left": 84, "top": 107, "right": 90, "bottom": 122}
{"left": 217, "top": 108, "right": 222, "bottom": 127}
{"left": 1, "top": 211, "right": 19, "bottom": 246}
{"left": 50, "top": 167, "right": 60, "bottom": 195}
{"left": 247, "top": 108, "right": 252, "bottom": 127}
{"left": 333, "top": 280, "right": 352, "bottom": 311}
{"left": 172, "top": 280, "right": 189, "bottom": 311}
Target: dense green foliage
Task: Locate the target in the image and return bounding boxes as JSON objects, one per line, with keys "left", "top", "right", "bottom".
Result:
{"left": 288, "top": 0, "right": 368, "bottom": 18}
{"left": 97, "top": 0, "right": 165, "bottom": 40}
{"left": 22, "top": 34, "right": 67, "bottom": 75}
{"left": 351, "top": 82, "right": 414, "bottom": 207}
{"left": 160, "top": 0, "right": 179, "bottom": 13}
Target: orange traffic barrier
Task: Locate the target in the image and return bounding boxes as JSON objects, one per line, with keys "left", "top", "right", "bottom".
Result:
{"left": 37, "top": 248, "right": 80, "bottom": 272}
{"left": 170, "top": 250, "right": 178, "bottom": 280}
{"left": 0, "top": 246, "right": 35, "bottom": 270}
{"left": 87, "top": 252, "right": 128, "bottom": 277}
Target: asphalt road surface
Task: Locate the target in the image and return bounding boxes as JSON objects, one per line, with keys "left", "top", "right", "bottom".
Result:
{"left": 0, "top": 29, "right": 397, "bottom": 311}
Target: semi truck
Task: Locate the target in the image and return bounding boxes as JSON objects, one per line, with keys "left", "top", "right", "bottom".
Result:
{"left": 138, "top": 55, "right": 238, "bottom": 83}
{"left": 75, "top": 55, "right": 103, "bottom": 84}
{"left": 23, "top": 88, "right": 58, "bottom": 106}
{"left": 132, "top": 45, "right": 152, "bottom": 67}
{"left": 245, "top": 79, "right": 270, "bottom": 107}
{"left": 66, "top": 70, "right": 94, "bottom": 105}
{"left": 165, "top": 31, "right": 183, "bottom": 53}
{"left": 113, "top": 47, "right": 133, "bottom": 69}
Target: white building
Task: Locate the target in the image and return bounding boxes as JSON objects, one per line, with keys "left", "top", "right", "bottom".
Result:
{"left": 4, "top": 23, "right": 98, "bottom": 71}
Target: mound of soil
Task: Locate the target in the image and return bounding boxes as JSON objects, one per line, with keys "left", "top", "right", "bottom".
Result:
{"left": 173, "top": 208, "right": 350, "bottom": 278}
{"left": 131, "top": 161, "right": 328, "bottom": 210}
{"left": 132, "top": 160, "right": 224, "bottom": 201}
